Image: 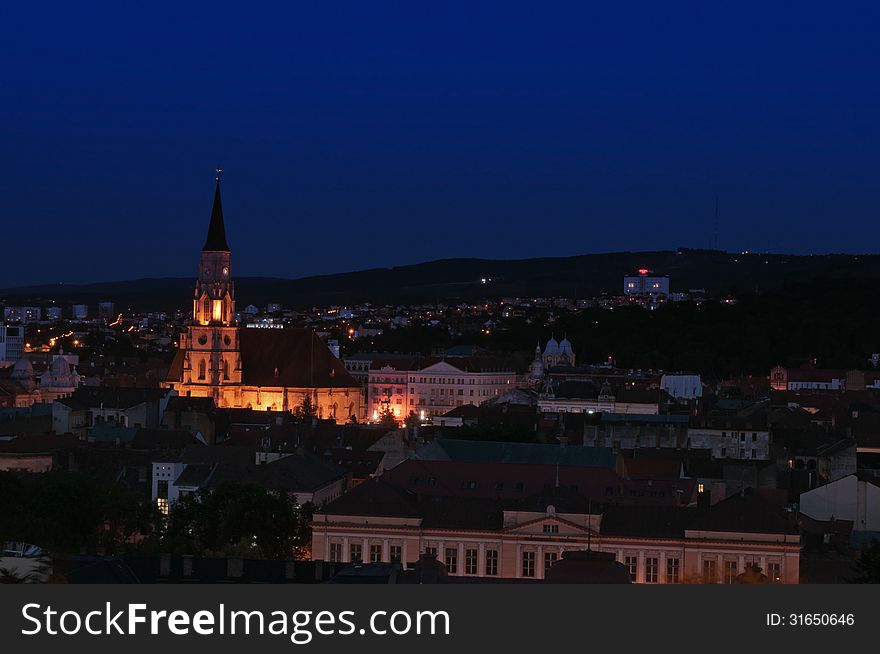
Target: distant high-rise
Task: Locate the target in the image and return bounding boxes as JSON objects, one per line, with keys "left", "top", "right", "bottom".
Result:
{"left": 623, "top": 268, "right": 670, "bottom": 298}
{"left": 0, "top": 324, "right": 25, "bottom": 362}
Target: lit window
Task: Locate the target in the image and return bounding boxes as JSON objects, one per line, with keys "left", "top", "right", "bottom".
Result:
{"left": 156, "top": 498, "right": 169, "bottom": 516}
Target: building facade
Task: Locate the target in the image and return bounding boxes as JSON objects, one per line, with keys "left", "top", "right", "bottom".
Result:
{"left": 311, "top": 482, "right": 800, "bottom": 583}
{"left": 623, "top": 269, "right": 670, "bottom": 298}
{"left": 0, "top": 324, "right": 25, "bottom": 362}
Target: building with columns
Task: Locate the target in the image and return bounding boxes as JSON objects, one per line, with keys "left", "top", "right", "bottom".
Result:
{"left": 163, "top": 177, "right": 363, "bottom": 422}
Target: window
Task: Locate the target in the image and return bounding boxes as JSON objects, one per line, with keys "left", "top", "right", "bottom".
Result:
{"left": 329, "top": 543, "right": 342, "bottom": 562}
{"left": 767, "top": 562, "right": 781, "bottom": 583}
{"left": 645, "top": 557, "right": 658, "bottom": 583}
{"left": 624, "top": 556, "right": 638, "bottom": 582}
{"left": 720, "top": 447, "right": 726, "bottom": 457}
{"left": 370, "top": 544, "right": 382, "bottom": 563}
{"left": 390, "top": 546, "right": 401, "bottom": 562}
{"left": 751, "top": 449, "right": 756, "bottom": 459}
{"left": 198, "top": 360, "right": 206, "bottom": 380}
{"left": 156, "top": 497, "right": 168, "bottom": 516}
{"left": 543, "top": 523, "right": 559, "bottom": 534}
{"left": 752, "top": 433, "right": 758, "bottom": 442}
{"left": 425, "top": 546, "right": 437, "bottom": 557}
{"left": 724, "top": 560, "right": 738, "bottom": 584}
{"left": 522, "top": 551, "right": 536, "bottom": 577}
{"left": 462, "top": 480, "right": 477, "bottom": 490}
{"left": 485, "top": 549, "right": 498, "bottom": 576}
{"left": 350, "top": 543, "right": 362, "bottom": 563}
{"left": 666, "top": 557, "right": 680, "bottom": 584}
{"left": 702, "top": 559, "right": 717, "bottom": 584}
{"left": 445, "top": 547, "right": 458, "bottom": 574}
{"left": 465, "top": 549, "right": 478, "bottom": 575}
{"left": 697, "top": 483, "right": 705, "bottom": 493}
{"left": 544, "top": 551, "right": 558, "bottom": 576}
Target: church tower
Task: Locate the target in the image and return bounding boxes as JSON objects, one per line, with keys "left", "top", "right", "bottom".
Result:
{"left": 179, "top": 171, "right": 242, "bottom": 405}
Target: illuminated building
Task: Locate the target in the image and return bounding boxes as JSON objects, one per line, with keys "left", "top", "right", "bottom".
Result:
{"left": 348, "top": 355, "right": 518, "bottom": 421}
{"left": 311, "top": 480, "right": 800, "bottom": 583}
{"left": 623, "top": 268, "right": 670, "bottom": 298}
{"left": 541, "top": 335, "right": 575, "bottom": 368}
{"left": 163, "top": 175, "right": 363, "bottom": 422}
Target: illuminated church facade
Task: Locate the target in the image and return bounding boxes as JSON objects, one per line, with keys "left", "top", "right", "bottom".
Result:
{"left": 163, "top": 176, "right": 364, "bottom": 422}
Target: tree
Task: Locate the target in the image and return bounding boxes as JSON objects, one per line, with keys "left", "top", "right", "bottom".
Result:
{"left": 378, "top": 406, "right": 398, "bottom": 428}
{"left": 0, "top": 471, "right": 159, "bottom": 556}
{"left": 857, "top": 539, "right": 880, "bottom": 583}
{"left": 163, "top": 482, "right": 306, "bottom": 559}
{"left": 294, "top": 394, "right": 316, "bottom": 420}
{"left": 404, "top": 411, "right": 421, "bottom": 430}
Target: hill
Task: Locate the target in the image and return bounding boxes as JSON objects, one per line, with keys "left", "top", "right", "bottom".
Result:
{"left": 1, "top": 249, "right": 879, "bottom": 312}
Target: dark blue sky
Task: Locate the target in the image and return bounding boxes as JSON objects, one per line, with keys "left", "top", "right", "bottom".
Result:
{"left": 3, "top": 1, "right": 879, "bottom": 286}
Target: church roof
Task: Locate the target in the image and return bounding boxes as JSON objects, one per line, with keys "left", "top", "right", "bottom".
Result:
{"left": 166, "top": 328, "right": 359, "bottom": 390}
{"left": 241, "top": 328, "right": 360, "bottom": 388}
{"left": 202, "top": 178, "right": 230, "bottom": 252}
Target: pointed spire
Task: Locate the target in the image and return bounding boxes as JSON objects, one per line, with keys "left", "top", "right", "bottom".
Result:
{"left": 202, "top": 169, "right": 230, "bottom": 251}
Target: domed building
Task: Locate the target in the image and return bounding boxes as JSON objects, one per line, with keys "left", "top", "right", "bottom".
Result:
{"left": 10, "top": 357, "right": 37, "bottom": 392}
{"left": 40, "top": 354, "right": 81, "bottom": 401}
{"left": 541, "top": 335, "right": 575, "bottom": 368}
{"left": 526, "top": 343, "right": 546, "bottom": 386}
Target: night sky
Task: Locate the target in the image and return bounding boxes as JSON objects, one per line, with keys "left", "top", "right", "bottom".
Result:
{"left": 3, "top": 1, "right": 879, "bottom": 286}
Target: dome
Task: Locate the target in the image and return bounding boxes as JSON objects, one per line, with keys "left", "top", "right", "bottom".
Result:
{"left": 10, "top": 357, "right": 36, "bottom": 391}
{"left": 50, "top": 356, "right": 70, "bottom": 377}
{"left": 544, "top": 337, "right": 560, "bottom": 355}
{"left": 11, "top": 357, "right": 35, "bottom": 379}
{"left": 559, "top": 337, "right": 573, "bottom": 355}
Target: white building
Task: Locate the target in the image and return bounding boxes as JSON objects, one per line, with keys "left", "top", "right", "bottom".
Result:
{"left": 686, "top": 424, "right": 771, "bottom": 460}
{"left": 0, "top": 324, "right": 25, "bottom": 362}
{"left": 660, "top": 374, "right": 703, "bottom": 401}
{"left": 364, "top": 358, "right": 518, "bottom": 421}
{"left": 623, "top": 269, "right": 670, "bottom": 297}
{"left": 3, "top": 307, "right": 41, "bottom": 324}
{"left": 800, "top": 474, "right": 880, "bottom": 534}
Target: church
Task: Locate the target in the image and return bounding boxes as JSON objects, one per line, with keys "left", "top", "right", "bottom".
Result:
{"left": 162, "top": 176, "right": 364, "bottom": 422}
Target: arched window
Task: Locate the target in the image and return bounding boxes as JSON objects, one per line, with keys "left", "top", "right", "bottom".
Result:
{"left": 198, "top": 360, "right": 206, "bottom": 380}
{"left": 203, "top": 297, "right": 210, "bottom": 321}
{"left": 222, "top": 358, "right": 229, "bottom": 380}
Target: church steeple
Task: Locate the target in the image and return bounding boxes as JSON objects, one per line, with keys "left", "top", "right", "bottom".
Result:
{"left": 202, "top": 171, "right": 230, "bottom": 252}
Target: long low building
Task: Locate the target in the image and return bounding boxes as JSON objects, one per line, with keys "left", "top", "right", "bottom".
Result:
{"left": 311, "top": 481, "right": 800, "bottom": 583}
{"left": 538, "top": 381, "right": 668, "bottom": 415}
